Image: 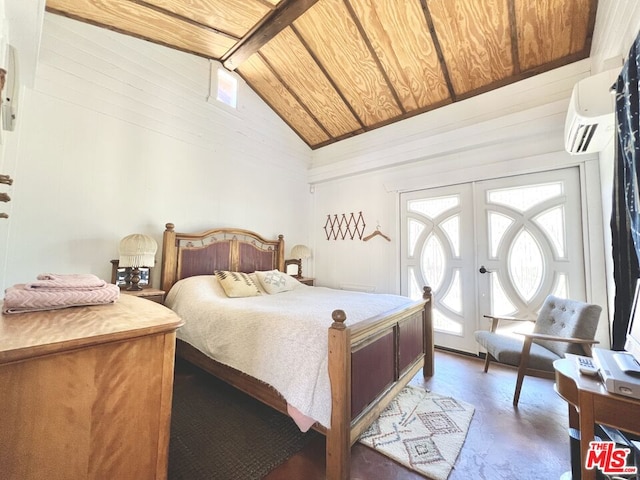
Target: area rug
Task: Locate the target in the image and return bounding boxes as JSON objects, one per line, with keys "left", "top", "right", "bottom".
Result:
{"left": 168, "top": 370, "right": 321, "bottom": 480}
{"left": 359, "top": 385, "right": 475, "bottom": 480}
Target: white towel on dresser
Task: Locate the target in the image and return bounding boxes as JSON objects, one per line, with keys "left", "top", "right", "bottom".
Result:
{"left": 164, "top": 275, "right": 415, "bottom": 429}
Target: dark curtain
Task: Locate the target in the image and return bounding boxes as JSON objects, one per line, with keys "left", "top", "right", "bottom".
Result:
{"left": 612, "top": 31, "right": 640, "bottom": 349}
{"left": 611, "top": 138, "right": 640, "bottom": 349}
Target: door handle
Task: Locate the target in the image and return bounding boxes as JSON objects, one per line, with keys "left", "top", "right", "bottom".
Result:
{"left": 479, "top": 265, "right": 492, "bottom": 274}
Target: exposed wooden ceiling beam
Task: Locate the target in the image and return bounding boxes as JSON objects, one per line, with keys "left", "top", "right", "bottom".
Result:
{"left": 222, "top": 0, "right": 319, "bottom": 71}
{"left": 420, "top": 0, "right": 456, "bottom": 102}
{"left": 507, "top": 0, "right": 521, "bottom": 75}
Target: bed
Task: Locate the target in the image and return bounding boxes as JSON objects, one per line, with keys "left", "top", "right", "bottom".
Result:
{"left": 160, "top": 223, "right": 433, "bottom": 479}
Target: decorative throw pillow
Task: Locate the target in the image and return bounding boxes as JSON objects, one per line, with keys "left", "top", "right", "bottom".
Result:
{"left": 255, "top": 269, "right": 295, "bottom": 294}
{"left": 248, "top": 272, "right": 268, "bottom": 294}
{"left": 215, "top": 270, "right": 261, "bottom": 298}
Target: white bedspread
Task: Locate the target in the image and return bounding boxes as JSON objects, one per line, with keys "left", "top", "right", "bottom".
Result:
{"left": 165, "top": 275, "right": 416, "bottom": 429}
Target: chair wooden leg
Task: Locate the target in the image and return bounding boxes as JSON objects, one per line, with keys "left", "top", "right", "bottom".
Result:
{"left": 483, "top": 353, "right": 492, "bottom": 372}
{"left": 513, "top": 337, "right": 533, "bottom": 407}
{"left": 513, "top": 370, "right": 525, "bottom": 407}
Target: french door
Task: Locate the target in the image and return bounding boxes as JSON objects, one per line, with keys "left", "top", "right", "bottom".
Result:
{"left": 400, "top": 167, "right": 585, "bottom": 353}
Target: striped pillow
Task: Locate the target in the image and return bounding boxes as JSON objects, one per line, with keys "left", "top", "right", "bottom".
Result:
{"left": 215, "top": 270, "right": 261, "bottom": 298}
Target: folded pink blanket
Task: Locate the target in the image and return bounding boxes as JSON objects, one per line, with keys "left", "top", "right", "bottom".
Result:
{"left": 3, "top": 283, "right": 120, "bottom": 314}
{"left": 25, "top": 273, "right": 107, "bottom": 291}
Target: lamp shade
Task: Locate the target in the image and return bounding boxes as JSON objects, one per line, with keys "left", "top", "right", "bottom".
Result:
{"left": 118, "top": 234, "right": 158, "bottom": 268}
{"left": 290, "top": 244, "right": 312, "bottom": 259}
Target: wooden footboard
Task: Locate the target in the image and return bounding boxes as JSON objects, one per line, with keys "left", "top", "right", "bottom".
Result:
{"left": 326, "top": 286, "right": 433, "bottom": 480}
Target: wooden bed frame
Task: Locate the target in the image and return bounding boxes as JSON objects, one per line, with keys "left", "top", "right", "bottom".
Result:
{"left": 160, "top": 223, "right": 433, "bottom": 480}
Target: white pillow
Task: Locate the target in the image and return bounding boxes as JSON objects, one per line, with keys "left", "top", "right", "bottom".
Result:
{"left": 215, "top": 270, "right": 262, "bottom": 298}
{"left": 255, "top": 269, "right": 297, "bottom": 294}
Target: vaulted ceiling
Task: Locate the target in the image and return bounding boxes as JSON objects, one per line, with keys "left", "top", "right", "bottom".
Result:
{"left": 45, "top": 0, "right": 598, "bottom": 149}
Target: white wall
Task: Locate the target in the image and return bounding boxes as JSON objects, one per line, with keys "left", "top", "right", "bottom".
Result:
{"left": 590, "top": 0, "right": 640, "bottom": 74}
{"left": 0, "top": 13, "right": 312, "bottom": 291}
{"left": 3, "top": 0, "right": 45, "bottom": 88}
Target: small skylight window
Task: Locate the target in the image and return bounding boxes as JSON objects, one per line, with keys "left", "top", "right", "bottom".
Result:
{"left": 216, "top": 68, "right": 238, "bottom": 109}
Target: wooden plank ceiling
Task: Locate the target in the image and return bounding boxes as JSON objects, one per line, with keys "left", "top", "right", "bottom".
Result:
{"left": 46, "top": 0, "right": 597, "bottom": 149}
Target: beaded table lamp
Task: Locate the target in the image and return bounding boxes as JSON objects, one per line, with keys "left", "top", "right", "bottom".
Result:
{"left": 118, "top": 234, "right": 157, "bottom": 291}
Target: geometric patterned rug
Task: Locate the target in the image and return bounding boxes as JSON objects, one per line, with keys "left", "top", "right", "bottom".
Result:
{"left": 359, "top": 385, "right": 475, "bottom": 480}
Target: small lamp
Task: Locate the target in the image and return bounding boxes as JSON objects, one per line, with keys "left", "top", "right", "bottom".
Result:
{"left": 118, "top": 233, "right": 157, "bottom": 291}
{"left": 290, "top": 244, "right": 312, "bottom": 279}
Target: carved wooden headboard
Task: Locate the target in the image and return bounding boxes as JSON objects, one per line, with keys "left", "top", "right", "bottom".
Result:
{"left": 160, "top": 223, "right": 285, "bottom": 293}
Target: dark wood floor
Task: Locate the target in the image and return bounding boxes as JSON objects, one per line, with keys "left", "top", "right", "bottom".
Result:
{"left": 264, "top": 349, "right": 572, "bottom": 480}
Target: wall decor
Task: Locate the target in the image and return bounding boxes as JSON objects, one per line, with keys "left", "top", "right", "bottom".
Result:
{"left": 324, "top": 211, "right": 366, "bottom": 240}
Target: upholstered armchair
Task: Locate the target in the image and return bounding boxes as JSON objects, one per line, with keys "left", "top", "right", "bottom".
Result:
{"left": 474, "top": 295, "right": 602, "bottom": 406}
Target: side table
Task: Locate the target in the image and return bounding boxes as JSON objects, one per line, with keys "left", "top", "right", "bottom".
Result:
{"left": 121, "top": 287, "right": 166, "bottom": 304}
{"left": 554, "top": 357, "right": 640, "bottom": 480}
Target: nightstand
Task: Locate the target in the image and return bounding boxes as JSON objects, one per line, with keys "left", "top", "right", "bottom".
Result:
{"left": 121, "top": 287, "right": 165, "bottom": 304}
{"left": 297, "top": 277, "right": 314, "bottom": 286}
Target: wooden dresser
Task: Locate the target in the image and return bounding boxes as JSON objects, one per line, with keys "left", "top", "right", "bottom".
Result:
{"left": 0, "top": 294, "right": 183, "bottom": 480}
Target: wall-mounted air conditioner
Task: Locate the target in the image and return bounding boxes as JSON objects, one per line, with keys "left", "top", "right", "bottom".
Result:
{"left": 564, "top": 69, "right": 618, "bottom": 155}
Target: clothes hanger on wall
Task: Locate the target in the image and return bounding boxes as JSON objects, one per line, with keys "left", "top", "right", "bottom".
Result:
{"left": 363, "top": 223, "right": 391, "bottom": 242}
